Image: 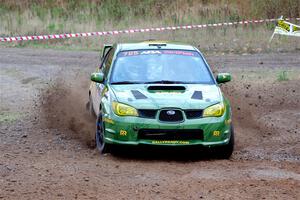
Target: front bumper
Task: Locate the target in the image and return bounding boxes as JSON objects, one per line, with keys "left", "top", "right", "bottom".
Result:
{"left": 102, "top": 112, "right": 232, "bottom": 147}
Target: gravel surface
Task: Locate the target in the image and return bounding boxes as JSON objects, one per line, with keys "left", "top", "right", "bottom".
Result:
{"left": 0, "top": 48, "right": 299, "bottom": 199}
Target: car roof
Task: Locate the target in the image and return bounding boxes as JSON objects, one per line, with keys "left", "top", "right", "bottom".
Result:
{"left": 117, "top": 41, "right": 197, "bottom": 51}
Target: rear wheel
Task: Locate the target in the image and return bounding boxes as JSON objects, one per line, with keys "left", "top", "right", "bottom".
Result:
{"left": 95, "top": 114, "right": 111, "bottom": 154}
{"left": 215, "top": 126, "right": 234, "bottom": 159}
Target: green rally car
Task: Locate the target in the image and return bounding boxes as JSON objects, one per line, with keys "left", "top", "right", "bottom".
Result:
{"left": 88, "top": 41, "right": 234, "bottom": 158}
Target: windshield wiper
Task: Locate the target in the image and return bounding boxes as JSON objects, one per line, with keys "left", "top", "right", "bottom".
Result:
{"left": 110, "top": 81, "right": 143, "bottom": 85}
{"left": 144, "top": 80, "right": 186, "bottom": 84}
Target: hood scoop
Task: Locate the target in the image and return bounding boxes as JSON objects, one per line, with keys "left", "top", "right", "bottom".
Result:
{"left": 191, "top": 91, "right": 203, "bottom": 100}
{"left": 147, "top": 85, "right": 186, "bottom": 93}
{"left": 131, "top": 90, "right": 148, "bottom": 99}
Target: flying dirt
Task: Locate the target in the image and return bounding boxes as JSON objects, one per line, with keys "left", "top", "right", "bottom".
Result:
{"left": 0, "top": 48, "right": 299, "bottom": 199}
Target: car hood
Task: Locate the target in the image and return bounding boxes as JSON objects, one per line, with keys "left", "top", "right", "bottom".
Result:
{"left": 110, "top": 84, "right": 223, "bottom": 110}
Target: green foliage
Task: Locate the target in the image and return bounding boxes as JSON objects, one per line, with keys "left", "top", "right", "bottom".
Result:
{"left": 31, "top": 4, "right": 48, "bottom": 20}
{"left": 266, "top": 22, "right": 276, "bottom": 30}
{"left": 250, "top": 0, "right": 300, "bottom": 19}
{"left": 1, "top": 0, "right": 299, "bottom": 52}
{"left": 0, "top": 112, "right": 23, "bottom": 123}
{"left": 229, "top": 12, "right": 241, "bottom": 22}
{"left": 51, "top": 7, "right": 65, "bottom": 18}
{"left": 47, "top": 23, "right": 56, "bottom": 32}
{"left": 277, "top": 70, "right": 289, "bottom": 81}
{"left": 2, "top": 0, "right": 299, "bottom": 33}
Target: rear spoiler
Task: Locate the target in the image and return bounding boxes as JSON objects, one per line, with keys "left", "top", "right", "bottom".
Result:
{"left": 101, "top": 44, "right": 113, "bottom": 59}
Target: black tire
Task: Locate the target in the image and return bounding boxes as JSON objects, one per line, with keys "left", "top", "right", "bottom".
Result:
{"left": 95, "top": 114, "right": 111, "bottom": 154}
{"left": 216, "top": 125, "right": 234, "bottom": 159}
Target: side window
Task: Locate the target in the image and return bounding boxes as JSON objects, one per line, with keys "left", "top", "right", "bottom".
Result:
{"left": 99, "top": 48, "right": 111, "bottom": 69}
{"left": 102, "top": 48, "right": 115, "bottom": 76}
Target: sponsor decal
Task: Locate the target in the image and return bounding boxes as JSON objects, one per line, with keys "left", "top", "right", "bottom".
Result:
{"left": 213, "top": 131, "right": 220, "bottom": 136}
{"left": 152, "top": 140, "right": 190, "bottom": 144}
{"left": 119, "top": 50, "right": 198, "bottom": 57}
{"left": 120, "top": 130, "right": 127, "bottom": 136}
{"left": 140, "top": 50, "right": 162, "bottom": 55}
{"left": 269, "top": 17, "right": 300, "bottom": 42}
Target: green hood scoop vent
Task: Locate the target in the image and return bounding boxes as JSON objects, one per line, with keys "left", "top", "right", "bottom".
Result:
{"left": 147, "top": 85, "right": 186, "bottom": 93}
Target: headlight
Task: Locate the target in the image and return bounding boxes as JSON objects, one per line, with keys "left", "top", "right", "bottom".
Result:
{"left": 203, "top": 102, "right": 225, "bottom": 117}
{"left": 112, "top": 102, "right": 138, "bottom": 116}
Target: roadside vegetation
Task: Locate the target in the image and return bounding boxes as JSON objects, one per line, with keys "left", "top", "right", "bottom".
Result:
{"left": 0, "top": 112, "right": 23, "bottom": 123}
{"left": 277, "top": 70, "right": 289, "bottom": 81}
{"left": 0, "top": 0, "right": 299, "bottom": 52}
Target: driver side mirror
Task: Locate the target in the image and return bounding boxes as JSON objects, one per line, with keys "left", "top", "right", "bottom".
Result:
{"left": 216, "top": 73, "right": 231, "bottom": 84}
{"left": 91, "top": 72, "right": 104, "bottom": 83}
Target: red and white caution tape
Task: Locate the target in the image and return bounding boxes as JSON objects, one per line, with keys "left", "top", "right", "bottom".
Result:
{"left": 1, "top": 18, "right": 299, "bottom": 42}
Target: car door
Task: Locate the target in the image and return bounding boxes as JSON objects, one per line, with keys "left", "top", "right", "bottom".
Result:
{"left": 92, "top": 47, "right": 115, "bottom": 116}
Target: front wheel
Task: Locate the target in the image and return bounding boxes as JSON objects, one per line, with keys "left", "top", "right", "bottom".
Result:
{"left": 215, "top": 126, "right": 234, "bottom": 159}
{"left": 95, "top": 114, "right": 111, "bottom": 154}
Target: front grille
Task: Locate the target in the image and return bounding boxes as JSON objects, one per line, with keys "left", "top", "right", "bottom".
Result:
{"left": 159, "top": 110, "right": 183, "bottom": 122}
{"left": 185, "top": 110, "right": 203, "bottom": 119}
{"left": 138, "top": 129, "right": 203, "bottom": 140}
{"left": 138, "top": 109, "right": 157, "bottom": 118}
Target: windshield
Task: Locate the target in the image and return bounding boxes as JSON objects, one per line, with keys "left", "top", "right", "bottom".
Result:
{"left": 110, "top": 50, "right": 214, "bottom": 84}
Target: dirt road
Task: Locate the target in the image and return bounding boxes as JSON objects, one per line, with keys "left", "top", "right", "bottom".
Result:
{"left": 0, "top": 48, "right": 299, "bottom": 199}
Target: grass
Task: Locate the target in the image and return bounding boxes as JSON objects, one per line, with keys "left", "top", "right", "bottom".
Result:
{"left": 277, "top": 70, "right": 289, "bottom": 81}
{"left": 0, "top": 0, "right": 299, "bottom": 52}
{"left": 229, "top": 68, "right": 299, "bottom": 84}
{"left": 3, "top": 25, "right": 300, "bottom": 55}
{"left": 0, "top": 112, "right": 23, "bottom": 123}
